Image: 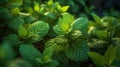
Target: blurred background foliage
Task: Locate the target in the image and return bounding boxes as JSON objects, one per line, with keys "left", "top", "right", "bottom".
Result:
{"left": 55, "top": 0, "right": 120, "bottom": 18}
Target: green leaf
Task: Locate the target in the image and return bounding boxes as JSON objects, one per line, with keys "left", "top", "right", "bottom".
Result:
{"left": 92, "top": 13, "right": 101, "bottom": 23}
{"left": 44, "top": 12, "right": 57, "bottom": 20}
{"left": 0, "top": 8, "right": 12, "bottom": 20}
{"left": 88, "top": 52, "right": 106, "bottom": 67}
{"left": 2, "top": 34, "right": 19, "bottom": 45}
{"left": 45, "top": 36, "right": 68, "bottom": 52}
{"left": 18, "top": 25, "right": 27, "bottom": 39}
{"left": 33, "top": 1, "right": 40, "bottom": 12}
{"left": 25, "top": 15, "right": 35, "bottom": 23}
{"left": 72, "top": 18, "right": 88, "bottom": 36}
{"left": 27, "top": 21, "right": 49, "bottom": 42}
{"left": 58, "top": 13, "right": 74, "bottom": 34}
{"left": 8, "top": 17, "right": 25, "bottom": 30}
{"left": 41, "top": 47, "right": 53, "bottom": 63}
{"left": 19, "top": 44, "right": 41, "bottom": 67}
{"left": 61, "top": 6, "right": 69, "bottom": 12}
{"left": 65, "top": 41, "right": 90, "bottom": 61}
{"left": 53, "top": 25, "right": 65, "bottom": 35}
{"left": 94, "top": 30, "right": 108, "bottom": 39}
{"left": 104, "top": 45, "right": 116, "bottom": 65}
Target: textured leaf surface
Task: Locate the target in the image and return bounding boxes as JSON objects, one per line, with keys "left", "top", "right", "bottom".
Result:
{"left": 65, "top": 41, "right": 90, "bottom": 61}
{"left": 27, "top": 21, "right": 49, "bottom": 42}
{"left": 72, "top": 18, "right": 88, "bottom": 36}
{"left": 45, "top": 36, "right": 68, "bottom": 52}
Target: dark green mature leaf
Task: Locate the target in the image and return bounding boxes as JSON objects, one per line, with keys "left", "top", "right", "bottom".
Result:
{"left": 65, "top": 41, "right": 90, "bottom": 61}
{"left": 19, "top": 44, "right": 41, "bottom": 67}
{"left": 72, "top": 18, "right": 88, "bottom": 36}
{"left": 54, "top": 25, "right": 65, "bottom": 35}
{"left": 88, "top": 52, "right": 106, "bottom": 67}
{"left": 27, "top": 21, "right": 49, "bottom": 42}
{"left": 44, "top": 12, "right": 57, "bottom": 20}
{"left": 2, "top": 34, "right": 19, "bottom": 45}
{"left": 0, "top": 8, "right": 12, "bottom": 20}
{"left": 25, "top": 15, "right": 35, "bottom": 23}
{"left": 104, "top": 45, "right": 116, "bottom": 65}
{"left": 8, "top": 17, "right": 25, "bottom": 30}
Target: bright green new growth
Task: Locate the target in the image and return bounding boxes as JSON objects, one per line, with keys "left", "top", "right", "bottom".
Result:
{"left": 18, "top": 25, "right": 27, "bottom": 39}
{"left": 54, "top": 13, "right": 74, "bottom": 35}
{"left": 54, "top": 12, "right": 88, "bottom": 36}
